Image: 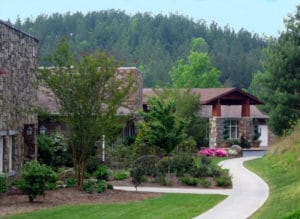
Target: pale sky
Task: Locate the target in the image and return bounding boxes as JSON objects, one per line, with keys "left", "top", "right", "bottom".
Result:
{"left": 1, "top": 0, "right": 299, "bottom": 37}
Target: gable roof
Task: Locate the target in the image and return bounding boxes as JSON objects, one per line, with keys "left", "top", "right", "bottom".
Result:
{"left": 142, "top": 88, "right": 267, "bottom": 119}
{"left": 143, "top": 88, "right": 263, "bottom": 105}
{"left": 190, "top": 88, "right": 263, "bottom": 105}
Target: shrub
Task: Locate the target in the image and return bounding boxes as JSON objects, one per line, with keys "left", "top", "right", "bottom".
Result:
{"left": 191, "top": 157, "right": 221, "bottom": 178}
{"left": 180, "top": 175, "right": 198, "bottom": 186}
{"left": 158, "top": 155, "right": 193, "bottom": 176}
{"left": 94, "top": 166, "right": 109, "bottom": 181}
{"left": 82, "top": 180, "right": 95, "bottom": 193}
{"left": 86, "top": 156, "right": 100, "bottom": 174}
{"left": 133, "top": 155, "right": 160, "bottom": 176}
{"left": 130, "top": 168, "right": 144, "bottom": 189}
{"left": 66, "top": 178, "right": 76, "bottom": 187}
{"left": 154, "top": 175, "right": 172, "bottom": 186}
{"left": 227, "top": 149, "right": 238, "bottom": 156}
{"left": 0, "top": 174, "right": 7, "bottom": 194}
{"left": 37, "top": 135, "right": 54, "bottom": 166}
{"left": 107, "top": 184, "right": 114, "bottom": 190}
{"left": 96, "top": 180, "right": 107, "bottom": 193}
{"left": 197, "top": 148, "right": 227, "bottom": 157}
{"left": 107, "top": 144, "right": 141, "bottom": 169}
{"left": 17, "top": 161, "right": 57, "bottom": 202}
{"left": 141, "top": 176, "right": 148, "bottom": 182}
{"left": 240, "top": 135, "right": 251, "bottom": 149}
{"left": 215, "top": 175, "right": 232, "bottom": 187}
{"left": 112, "top": 170, "right": 129, "bottom": 180}
{"left": 51, "top": 132, "right": 68, "bottom": 166}
{"left": 38, "top": 133, "right": 69, "bottom": 167}
{"left": 197, "top": 148, "right": 214, "bottom": 156}
{"left": 199, "top": 178, "right": 211, "bottom": 188}
{"left": 174, "top": 137, "right": 197, "bottom": 154}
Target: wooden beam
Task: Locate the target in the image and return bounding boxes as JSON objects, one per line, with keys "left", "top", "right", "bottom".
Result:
{"left": 242, "top": 99, "right": 250, "bottom": 117}
{"left": 212, "top": 99, "right": 221, "bottom": 116}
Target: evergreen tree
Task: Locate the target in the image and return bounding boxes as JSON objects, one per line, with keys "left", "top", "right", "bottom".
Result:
{"left": 249, "top": 5, "right": 300, "bottom": 135}
{"left": 14, "top": 11, "right": 265, "bottom": 88}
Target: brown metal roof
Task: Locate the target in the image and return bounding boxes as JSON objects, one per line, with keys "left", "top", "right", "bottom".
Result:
{"left": 142, "top": 88, "right": 267, "bottom": 119}
{"left": 143, "top": 88, "right": 263, "bottom": 105}
{"left": 190, "top": 88, "right": 235, "bottom": 104}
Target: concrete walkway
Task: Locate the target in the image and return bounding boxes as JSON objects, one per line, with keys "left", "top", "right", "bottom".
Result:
{"left": 195, "top": 156, "right": 269, "bottom": 219}
{"left": 114, "top": 156, "right": 269, "bottom": 219}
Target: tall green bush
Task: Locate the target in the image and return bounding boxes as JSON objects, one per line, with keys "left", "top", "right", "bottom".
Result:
{"left": 38, "top": 133, "right": 70, "bottom": 167}
{"left": 17, "top": 161, "right": 57, "bottom": 202}
{"left": 94, "top": 165, "right": 109, "bottom": 181}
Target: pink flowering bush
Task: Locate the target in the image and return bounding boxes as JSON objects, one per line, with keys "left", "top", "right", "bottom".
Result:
{"left": 197, "top": 148, "right": 228, "bottom": 157}
{"left": 197, "top": 148, "right": 214, "bottom": 156}
{"left": 214, "top": 148, "right": 228, "bottom": 157}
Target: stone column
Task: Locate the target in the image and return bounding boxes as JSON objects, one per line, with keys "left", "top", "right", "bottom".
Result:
{"left": 239, "top": 118, "right": 254, "bottom": 141}
{"left": 209, "top": 117, "right": 224, "bottom": 148}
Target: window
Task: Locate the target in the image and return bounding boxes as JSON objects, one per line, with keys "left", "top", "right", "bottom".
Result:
{"left": 228, "top": 120, "right": 239, "bottom": 139}
{"left": 0, "top": 137, "right": 3, "bottom": 172}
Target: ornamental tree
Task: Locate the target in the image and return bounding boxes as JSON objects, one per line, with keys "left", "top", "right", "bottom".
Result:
{"left": 39, "top": 40, "right": 133, "bottom": 188}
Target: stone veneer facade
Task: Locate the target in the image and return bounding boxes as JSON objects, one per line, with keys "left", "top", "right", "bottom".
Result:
{"left": 209, "top": 117, "right": 255, "bottom": 148}
{"left": 0, "top": 21, "right": 39, "bottom": 175}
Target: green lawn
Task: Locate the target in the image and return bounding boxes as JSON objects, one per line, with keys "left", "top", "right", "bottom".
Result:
{"left": 4, "top": 194, "right": 226, "bottom": 219}
{"left": 245, "top": 122, "right": 300, "bottom": 219}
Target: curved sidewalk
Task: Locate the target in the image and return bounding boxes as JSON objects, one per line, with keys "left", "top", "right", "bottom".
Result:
{"left": 114, "top": 156, "right": 269, "bottom": 219}
{"left": 195, "top": 156, "right": 269, "bottom": 219}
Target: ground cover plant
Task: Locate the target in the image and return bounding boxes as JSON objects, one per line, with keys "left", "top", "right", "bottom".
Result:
{"left": 245, "top": 121, "right": 300, "bottom": 219}
{"left": 4, "top": 194, "right": 226, "bottom": 219}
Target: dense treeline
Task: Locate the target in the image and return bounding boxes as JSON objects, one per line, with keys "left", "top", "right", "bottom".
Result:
{"left": 14, "top": 10, "right": 266, "bottom": 88}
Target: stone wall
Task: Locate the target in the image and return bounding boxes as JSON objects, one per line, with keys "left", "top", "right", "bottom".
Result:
{"left": 209, "top": 117, "right": 255, "bottom": 148}
{"left": 0, "top": 21, "right": 39, "bottom": 175}
{"left": 209, "top": 117, "right": 224, "bottom": 148}
{"left": 239, "top": 118, "right": 254, "bottom": 141}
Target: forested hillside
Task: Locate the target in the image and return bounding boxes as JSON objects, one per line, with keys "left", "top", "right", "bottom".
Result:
{"left": 14, "top": 10, "right": 266, "bottom": 87}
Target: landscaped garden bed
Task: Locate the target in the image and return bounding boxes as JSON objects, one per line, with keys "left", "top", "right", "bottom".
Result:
{"left": 0, "top": 187, "right": 160, "bottom": 217}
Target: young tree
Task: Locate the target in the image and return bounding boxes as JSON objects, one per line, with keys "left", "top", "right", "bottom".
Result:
{"left": 39, "top": 40, "right": 133, "bottom": 188}
{"left": 158, "top": 89, "right": 208, "bottom": 147}
{"left": 136, "top": 96, "right": 187, "bottom": 155}
{"left": 170, "top": 37, "right": 222, "bottom": 88}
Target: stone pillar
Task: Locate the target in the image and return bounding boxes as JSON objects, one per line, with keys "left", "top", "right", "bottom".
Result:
{"left": 239, "top": 118, "right": 254, "bottom": 140}
{"left": 209, "top": 117, "right": 224, "bottom": 148}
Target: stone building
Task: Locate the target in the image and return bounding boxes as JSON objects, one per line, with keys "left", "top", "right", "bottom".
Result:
{"left": 0, "top": 20, "right": 39, "bottom": 175}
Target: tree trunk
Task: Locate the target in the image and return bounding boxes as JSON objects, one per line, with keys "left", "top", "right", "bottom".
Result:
{"left": 75, "top": 161, "right": 85, "bottom": 189}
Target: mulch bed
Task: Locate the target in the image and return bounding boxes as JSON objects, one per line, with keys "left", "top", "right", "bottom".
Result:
{"left": 0, "top": 187, "right": 160, "bottom": 217}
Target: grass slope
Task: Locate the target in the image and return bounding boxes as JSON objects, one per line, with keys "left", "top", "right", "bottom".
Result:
{"left": 245, "top": 122, "right": 300, "bottom": 219}
{"left": 5, "top": 194, "right": 226, "bottom": 219}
